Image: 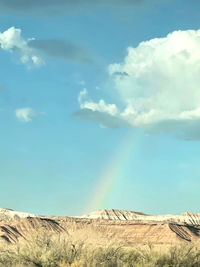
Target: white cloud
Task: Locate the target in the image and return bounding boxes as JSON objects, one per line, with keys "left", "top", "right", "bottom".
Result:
{"left": 0, "top": 27, "right": 44, "bottom": 67}
{"left": 80, "top": 99, "right": 119, "bottom": 116}
{"left": 15, "top": 107, "right": 43, "bottom": 122}
{"left": 0, "top": 27, "right": 90, "bottom": 66}
{"left": 78, "top": 88, "right": 119, "bottom": 117}
{"left": 109, "top": 29, "right": 200, "bottom": 127}
{"left": 75, "top": 88, "right": 128, "bottom": 128}
{"left": 75, "top": 29, "right": 200, "bottom": 139}
{"left": 78, "top": 88, "right": 88, "bottom": 103}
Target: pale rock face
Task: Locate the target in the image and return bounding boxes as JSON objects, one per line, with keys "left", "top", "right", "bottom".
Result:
{"left": 0, "top": 208, "right": 36, "bottom": 222}
{"left": 80, "top": 209, "right": 200, "bottom": 226}
{"left": 1, "top": 207, "right": 200, "bottom": 227}
{"left": 80, "top": 209, "right": 147, "bottom": 220}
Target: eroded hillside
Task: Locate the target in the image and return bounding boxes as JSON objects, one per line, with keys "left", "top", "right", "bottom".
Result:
{"left": 1, "top": 208, "right": 200, "bottom": 245}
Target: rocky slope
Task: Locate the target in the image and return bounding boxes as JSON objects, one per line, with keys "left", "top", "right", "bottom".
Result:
{"left": 81, "top": 209, "right": 200, "bottom": 225}
{"left": 0, "top": 208, "right": 200, "bottom": 245}
{"left": 0, "top": 217, "right": 65, "bottom": 243}
{"left": 0, "top": 208, "right": 36, "bottom": 222}
{"left": 79, "top": 209, "right": 148, "bottom": 220}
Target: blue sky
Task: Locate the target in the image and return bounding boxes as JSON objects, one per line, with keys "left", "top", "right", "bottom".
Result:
{"left": 1, "top": 0, "right": 200, "bottom": 216}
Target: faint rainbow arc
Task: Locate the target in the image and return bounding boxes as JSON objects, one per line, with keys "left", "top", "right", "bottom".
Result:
{"left": 85, "top": 131, "right": 142, "bottom": 212}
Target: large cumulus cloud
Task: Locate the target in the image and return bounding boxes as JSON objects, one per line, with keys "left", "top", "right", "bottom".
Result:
{"left": 75, "top": 29, "right": 200, "bottom": 140}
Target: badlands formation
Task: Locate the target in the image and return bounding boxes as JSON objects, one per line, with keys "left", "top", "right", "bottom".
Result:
{"left": 0, "top": 208, "right": 200, "bottom": 245}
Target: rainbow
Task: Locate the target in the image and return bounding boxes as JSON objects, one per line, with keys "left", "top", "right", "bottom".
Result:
{"left": 85, "top": 130, "right": 142, "bottom": 213}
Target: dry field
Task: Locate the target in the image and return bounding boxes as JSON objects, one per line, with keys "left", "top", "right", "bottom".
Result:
{"left": 1, "top": 231, "right": 200, "bottom": 267}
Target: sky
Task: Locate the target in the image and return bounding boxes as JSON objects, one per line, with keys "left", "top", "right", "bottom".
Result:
{"left": 1, "top": 0, "right": 200, "bottom": 216}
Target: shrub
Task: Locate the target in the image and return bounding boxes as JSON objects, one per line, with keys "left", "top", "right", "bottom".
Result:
{"left": 0, "top": 232, "right": 200, "bottom": 267}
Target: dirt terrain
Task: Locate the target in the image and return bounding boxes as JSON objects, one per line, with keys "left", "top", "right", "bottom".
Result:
{"left": 0, "top": 208, "right": 200, "bottom": 246}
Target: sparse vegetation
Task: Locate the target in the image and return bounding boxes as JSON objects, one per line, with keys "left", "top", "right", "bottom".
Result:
{"left": 0, "top": 232, "right": 200, "bottom": 267}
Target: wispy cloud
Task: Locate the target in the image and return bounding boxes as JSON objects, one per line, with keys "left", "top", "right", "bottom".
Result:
{"left": 0, "top": 27, "right": 44, "bottom": 67}
{"left": 73, "top": 108, "right": 130, "bottom": 128}
{"left": 15, "top": 107, "right": 44, "bottom": 122}
{"left": 78, "top": 88, "right": 88, "bottom": 103}
{"left": 28, "top": 39, "right": 91, "bottom": 64}
{"left": 0, "top": 0, "right": 151, "bottom": 15}
{"left": 74, "top": 88, "right": 130, "bottom": 128}
{"left": 0, "top": 27, "right": 91, "bottom": 67}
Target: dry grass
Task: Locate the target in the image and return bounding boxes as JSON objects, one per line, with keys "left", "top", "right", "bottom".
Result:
{"left": 0, "top": 232, "right": 200, "bottom": 266}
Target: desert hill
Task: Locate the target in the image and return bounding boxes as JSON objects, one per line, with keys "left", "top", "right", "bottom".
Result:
{"left": 80, "top": 209, "right": 200, "bottom": 225}
{"left": 0, "top": 208, "right": 36, "bottom": 222}
{"left": 79, "top": 209, "right": 148, "bottom": 220}
{"left": 0, "top": 208, "right": 200, "bottom": 245}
